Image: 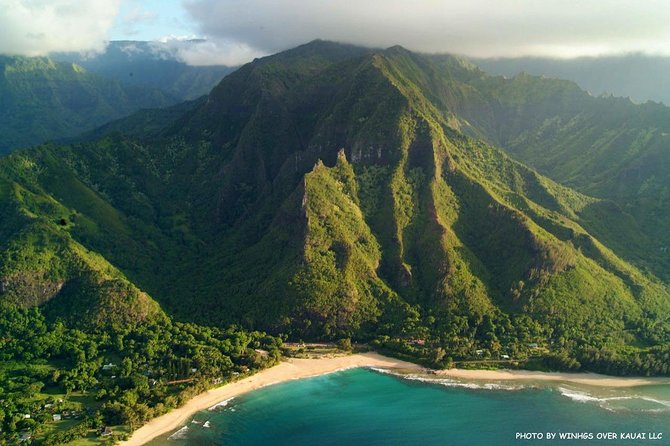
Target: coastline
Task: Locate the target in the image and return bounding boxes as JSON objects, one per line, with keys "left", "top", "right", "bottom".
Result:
{"left": 436, "top": 368, "right": 670, "bottom": 388}
{"left": 119, "top": 353, "right": 670, "bottom": 446}
{"left": 118, "top": 352, "right": 420, "bottom": 446}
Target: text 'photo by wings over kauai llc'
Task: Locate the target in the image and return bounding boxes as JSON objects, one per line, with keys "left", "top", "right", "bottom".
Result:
{"left": 2, "top": 1, "right": 670, "bottom": 445}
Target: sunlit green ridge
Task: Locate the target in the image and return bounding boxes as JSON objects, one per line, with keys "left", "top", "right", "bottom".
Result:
{"left": 1, "top": 40, "right": 669, "bottom": 376}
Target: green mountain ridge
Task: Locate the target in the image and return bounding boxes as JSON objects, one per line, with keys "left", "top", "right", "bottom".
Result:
{"left": 473, "top": 54, "right": 670, "bottom": 105}
{"left": 0, "top": 55, "right": 176, "bottom": 154}
{"left": 1, "top": 41, "right": 669, "bottom": 375}
{"left": 52, "top": 40, "right": 235, "bottom": 100}
{"left": 428, "top": 64, "right": 670, "bottom": 280}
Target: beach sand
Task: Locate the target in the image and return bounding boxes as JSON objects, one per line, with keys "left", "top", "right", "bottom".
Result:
{"left": 436, "top": 368, "right": 670, "bottom": 387}
{"left": 118, "top": 352, "right": 420, "bottom": 446}
{"left": 119, "top": 353, "right": 670, "bottom": 446}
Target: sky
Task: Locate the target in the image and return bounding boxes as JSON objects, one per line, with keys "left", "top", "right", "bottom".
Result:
{"left": 110, "top": 0, "right": 195, "bottom": 41}
{"left": 1, "top": 0, "right": 670, "bottom": 65}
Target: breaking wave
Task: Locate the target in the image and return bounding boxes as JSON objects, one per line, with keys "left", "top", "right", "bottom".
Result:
{"left": 167, "top": 426, "right": 189, "bottom": 440}
{"left": 208, "top": 397, "right": 235, "bottom": 411}
{"left": 370, "top": 367, "right": 670, "bottom": 413}
{"left": 369, "top": 367, "right": 524, "bottom": 391}
{"left": 557, "top": 386, "right": 670, "bottom": 413}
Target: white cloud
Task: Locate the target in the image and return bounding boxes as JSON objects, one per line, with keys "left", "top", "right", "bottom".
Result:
{"left": 124, "top": 6, "right": 157, "bottom": 24}
{"left": 182, "top": 0, "right": 670, "bottom": 59}
{"left": 166, "top": 38, "right": 264, "bottom": 66}
{"left": 106, "top": 36, "right": 259, "bottom": 66}
{"left": 120, "top": 4, "right": 159, "bottom": 37}
{"left": 0, "top": 0, "right": 122, "bottom": 56}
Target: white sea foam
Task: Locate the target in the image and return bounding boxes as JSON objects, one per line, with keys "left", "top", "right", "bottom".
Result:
{"left": 403, "top": 374, "right": 523, "bottom": 391}
{"left": 203, "top": 420, "right": 211, "bottom": 428}
{"left": 371, "top": 368, "right": 670, "bottom": 412}
{"left": 311, "top": 366, "right": 359, "bottom": 377}
{"left": 208, "top": 397, "right": 235, "bottom": 411}
{"left": 368, "top": 367, "right": 396, "bottom": 375}
{"left": 557, "top": 387, "right": 670, "bottom": 413}
{"left": 167, "top": 426, "right": 189, "bottom": 440}
{"left": 369, "top": 367, "right": 524, "bottom": 391}
{"left": 638, "top": 396, "right": 670, "bottom": 407}
{"left": 558, "top": 387, "right": 603, "bottom": 403}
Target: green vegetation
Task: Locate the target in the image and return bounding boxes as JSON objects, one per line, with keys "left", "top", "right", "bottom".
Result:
{"left": 1, "top": 37, "right": 669, "bottom": 424}
{"left": 434, "top": 65, "right": 670, "bottom": 281}
{"left": 53, "top": 40, "right": 234, "bottom": 101}
{"left": 0, "top": 55, "right": 175, "bottom": 154}
{"left": 0, "top": 304, "right": 281, "bottom": 446}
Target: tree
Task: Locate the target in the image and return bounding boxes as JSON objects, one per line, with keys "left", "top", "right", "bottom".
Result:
{"left": 337, "top": 338, "right": 353, "bottom": 351}
{"left": 121, "top": 357, "right": 133, "bottom": 377}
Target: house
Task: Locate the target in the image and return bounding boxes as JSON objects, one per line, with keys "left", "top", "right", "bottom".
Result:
{"left": 19, "top": 432, "right": 32, "bottom": 442}
{"left": 501, "top": 354, "right": 510, "bottom": 359}
{"left": 102, "top": 363, "right": 115, "bottom": 371}
{"left": 52, "top": 414, "right": 61, "bottom": 421}
{"left": 100, "top": 426, "right": 113, "bottom": 437}
{"left": 475, "top": 349, "right": 484, "bottom": 356}
{"left": 23, "top": 414, "right": 30, "bottom": 419}
{"left": 528, "top": 343, "right": 539, "bottom": 349}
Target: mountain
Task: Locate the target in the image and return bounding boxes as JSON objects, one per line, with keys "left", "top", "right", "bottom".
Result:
{"left": 473, "top": 54, "right": 670, "bottom": 105}
{"left": 53, "top": 40, "right": 235, "bottom": 100}
{"left": 1, "top": 41, "right": 669, "bottom": 374}
{"left": 0, "top": 55, "right": 176, "bottom": 154}
{"left": 428, "top": 62, "right": 670, "bottom": 281}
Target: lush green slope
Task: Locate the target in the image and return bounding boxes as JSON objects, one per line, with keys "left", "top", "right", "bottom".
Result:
{"left": 0, "top": 56, "right": 176, "bottom": 154}
{"left": 430, "top": 64, "right": 670, "bottom": 279}
{"left": 1, "top": 41, "right": 669, "bottom": 375}
{"left": 474, "top": 54, "right": 670, "bottom": 105}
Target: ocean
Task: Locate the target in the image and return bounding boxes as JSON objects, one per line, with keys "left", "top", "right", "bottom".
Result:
{"left": 147, "top": 368, "right": 670, "bottom": 446}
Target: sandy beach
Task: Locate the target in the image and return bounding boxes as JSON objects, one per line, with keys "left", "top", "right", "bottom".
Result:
{"left": 118, "top": 352, "right": 420, "bottom": 446}
{"left": 437, "top": 368, "right": 670, "bottom": 387}
{"left": 120, "top": 352, "right": 670, "bottom": 446}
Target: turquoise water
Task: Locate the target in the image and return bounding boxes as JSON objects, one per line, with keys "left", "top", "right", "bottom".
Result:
{"left": 149, "top": 368, "right": 670, "bottom": 446}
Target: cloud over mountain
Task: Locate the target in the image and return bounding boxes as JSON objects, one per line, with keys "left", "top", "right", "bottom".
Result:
{"left": 0, "top": 0, "right": 121, "bottom": 56}
{"left": 183, "top": 0, "right": 670, "bottom": 60}
{"left": 158, "top": 36, "right": 262, "bottom": 66}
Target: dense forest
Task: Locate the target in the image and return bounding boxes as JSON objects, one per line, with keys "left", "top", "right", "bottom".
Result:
{"left": 0, "top": 56, "right": 175, "bottom": 154}
{"left": 0, "top": 304, "right": 281, "bottom": 445}
{"left": 2, "top": 41, "right": 670, "bottom": 446}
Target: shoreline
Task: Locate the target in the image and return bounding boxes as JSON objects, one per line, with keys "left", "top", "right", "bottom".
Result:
{"left": 118, "top": 352, "right": 420, "bottom": 446}
{"left": 436, "top": 368, "right": 670, "bottom": 388}
{"left": 119, "top": 353, "right": 670, "bottom": 446}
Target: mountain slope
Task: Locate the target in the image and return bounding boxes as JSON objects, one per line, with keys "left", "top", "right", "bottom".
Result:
{"left": 0, "top": 55, "right": 176, "bottom": 154}
{"left": 0, "top": 161, "right": 163, "bottom": 329}
{"left": 53, "top": 40, "right": 235, "bottom": 100}
{"left": 425, "top": 63, "right": 670, "bottom": 279}
{"left": 474, "top": 54, "right": 670, "bottom": 105}
{"left": 1, "top": 41, "right": 668, "bottom": 374}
